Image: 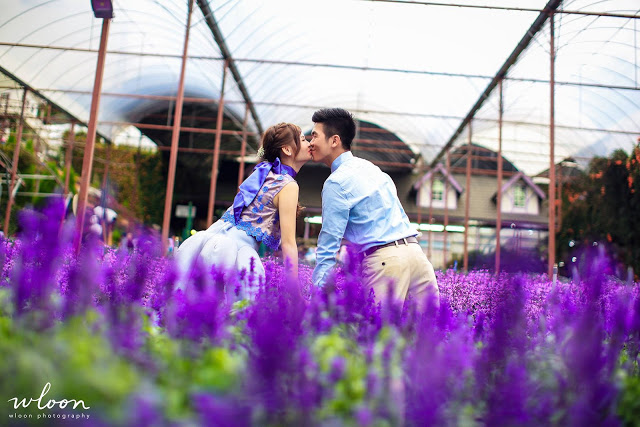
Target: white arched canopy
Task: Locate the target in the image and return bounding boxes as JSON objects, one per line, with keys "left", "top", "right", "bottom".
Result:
{"left": 0, "top": 0, "right": 638, "bottom": 175}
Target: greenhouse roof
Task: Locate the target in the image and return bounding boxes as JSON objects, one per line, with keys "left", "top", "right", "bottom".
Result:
{"left": 0, "top": 0, "right": 638, "bottom": 176}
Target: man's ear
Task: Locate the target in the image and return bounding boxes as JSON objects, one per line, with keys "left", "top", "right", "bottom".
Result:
{"left": 331, "top": 135, "right": 341, "bottom": 148}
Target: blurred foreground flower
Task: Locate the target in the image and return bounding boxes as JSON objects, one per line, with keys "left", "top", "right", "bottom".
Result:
{"left": 0, "top": 201, "right": 639, "bottom": 425}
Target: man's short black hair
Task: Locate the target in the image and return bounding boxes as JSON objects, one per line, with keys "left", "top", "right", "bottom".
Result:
{"left": 312, "top": 108, "right": 356, "bottom": 151}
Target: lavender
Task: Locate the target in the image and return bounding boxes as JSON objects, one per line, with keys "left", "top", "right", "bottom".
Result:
{"left": 0, "top": 202, "right": 639, "bottom": 425}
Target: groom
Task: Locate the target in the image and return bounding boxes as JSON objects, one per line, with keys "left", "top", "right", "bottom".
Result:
{"left": 310, "top": 108, "right": 438, "bottom": 309}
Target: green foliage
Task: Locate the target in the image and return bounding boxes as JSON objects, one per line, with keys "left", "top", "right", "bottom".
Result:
{"left": 618, "top": 372, "right": 640, "bottom": 426}
{"left": 0, "top": 135, "right": 40, "bottom": 234}
{"left": 311, "top": 325, "right": 404, "bottom": 423}
{"left": 0, "top": 309, "right": 139, "bottom": 423}
{"left": 0, "top": 301, "right": 246, "bottom": 424}
{"left": 312, "top": 328, "right": 367, "bottom": 417}
{"left": 558, "top": 144, "right": 640, "bottom": 277}
{"left": 1, "top": 126, "right": 167, "bottom": 232}
{"left": 144, "top": 328, "right": 244, "bottom": 419}
{"left": 136, "top": 152, "right": 165, "bottom": 225}
{"left": 81, "top": 142, "right": 165, "bottom": 227}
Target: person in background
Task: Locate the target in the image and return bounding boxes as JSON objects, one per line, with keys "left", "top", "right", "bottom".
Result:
{"left": 119, "top": 231, "right": 135, "bottom": 253}
{"left": 309, "top": 108, "right": 439, "bottom": 310}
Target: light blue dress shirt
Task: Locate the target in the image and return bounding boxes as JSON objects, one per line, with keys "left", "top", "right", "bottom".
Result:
{"left": 312, "top": 151, "right": 417, "bottom": 287}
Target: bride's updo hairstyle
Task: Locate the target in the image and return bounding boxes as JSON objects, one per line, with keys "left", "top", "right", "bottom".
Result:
{"left": 259, "top": 122, "right": 302, "bottom": 162}
{"left": 257, "top": 122, "right": 305, "bottom": 216}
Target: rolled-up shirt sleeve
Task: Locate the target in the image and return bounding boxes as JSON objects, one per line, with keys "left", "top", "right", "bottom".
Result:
{"left": 312, "top": 179, "right": 350, "bottom": 287}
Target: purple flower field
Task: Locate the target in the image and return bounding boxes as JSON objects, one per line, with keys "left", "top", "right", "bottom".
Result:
{"left": 1, "top": 202, "right": 639, "bottom": 426}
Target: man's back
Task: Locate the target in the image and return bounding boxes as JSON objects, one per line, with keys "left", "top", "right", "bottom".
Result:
{"left": 313, "top": 152, "right": 417, "bottom": 286}
{"left": 326, "top": 154, "right": 415, "bottom": 250}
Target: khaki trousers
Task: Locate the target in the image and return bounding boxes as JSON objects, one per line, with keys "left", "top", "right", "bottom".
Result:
{"left": 362, "top": 242, "right": 439, "bottom": 310}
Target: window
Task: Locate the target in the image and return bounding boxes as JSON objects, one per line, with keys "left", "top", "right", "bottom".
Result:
{"left": 0, "top": 93, "right": 8, "bottom": 112}
{"left": 432, "top": 179, "right": 444, "bottom": 202}
{"left": 513, "top": 184, "right": 527, "bottom": 208}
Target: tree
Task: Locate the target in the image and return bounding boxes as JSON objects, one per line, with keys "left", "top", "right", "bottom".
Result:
{"left": 558, "top": 144, "right": 640, "bottom": 278}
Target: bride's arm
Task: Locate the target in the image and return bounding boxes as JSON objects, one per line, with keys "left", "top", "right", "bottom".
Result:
{"left": 276, "top": 181, "right": 300, "bottom": 281}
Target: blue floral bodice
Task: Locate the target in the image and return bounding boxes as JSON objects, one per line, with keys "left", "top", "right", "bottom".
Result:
{"left": 222, "top": 170, "right": 295, "bottom": 250}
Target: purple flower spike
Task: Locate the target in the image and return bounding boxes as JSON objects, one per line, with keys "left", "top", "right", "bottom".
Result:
{"left": 193, "top": 393, "right": 251, "bottom": 427}
{"left": 329, "top": 356, "right": 346, "bottom": 382}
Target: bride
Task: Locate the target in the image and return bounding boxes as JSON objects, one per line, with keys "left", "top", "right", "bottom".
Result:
{"left": 175, "top": 122, "right": 312, "bottom": 296}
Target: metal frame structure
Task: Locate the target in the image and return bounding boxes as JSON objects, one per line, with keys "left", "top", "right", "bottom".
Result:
{"left": 196, "top": 0, "right": 263, "bottom": 136}
{"left": 3, "top": 89, "right": 27, "bottom": 235}
{"left": 74, "top": 16, "right": 111, "bottom": 251}
{"left": 0, "top": 0, "right": 638, "bottom": 276}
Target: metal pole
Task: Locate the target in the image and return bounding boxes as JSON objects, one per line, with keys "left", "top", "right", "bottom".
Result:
{"left": 443, "top": 150, "right": 450, "bottom": 269}
{"left": 428, "top": 173, "right": 434, "bottom": 260}
{"left": 101, "top": 142, "right": 111, "bottom": 243}
{"left": 238, "top": 103, "right": 249, "bottom": 189}
{"left": 548, "top": 11, "right": 557, "bottom": 278}
{"left": 74, "top": 17, "right": 111, "bottom": 251}
{"left": 557, "top": 160, "right": 562, "bottom": 231}
{"left": 359, "top": 0, "right": 637, "bottom": 18}
{"left": 495, "top": 79, "right": 504, "bottom": 273}
{"left": 155, "top": 146, "right": 239, "bottom": 155}
{"left": 97, "top": 120, "right": 256, "bottom": 136}
{"left": 63, "top": 121, "right": 75, "bottom": 195}
{"left": 431, "top": 0, "right": 562, "bottom": 169}
{"left": 416, "top": 182, "right": 422, "bottom": 225}
{"left": 161, "top": 0, "right": 194, "bottom": 253}
{"left": 463, "top": 121, "right": 472, "bottom": 272}
{"left": 206, "top": 59, "right": 228, "bottom": 226}
{"left": 196, "top": 0, "right": 264, "bottom": 135}
{"left": 3, "top": 88, "right": 28, "bottom": 236}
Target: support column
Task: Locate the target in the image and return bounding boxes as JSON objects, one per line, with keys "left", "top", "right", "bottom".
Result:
{"left": 557, "top": 161, "right": 563, "bottom": 231}
{"left": 428, "top": 173, "right": 434, "bottom": 260}
{"left": 63, "top": 121, "right": 75, "bottom": 195}
{"left": 161, "top": 0, "right": 194, "bottom": 253}
{"left": 3, "top": 88, "right": 28, "bottom": 236}
{"left": 463, "top": 122, "right": 472, "bottom": 272}
{"left": 495, "top": 79, "right": 504, "bottom": 274}
{"left": 101, "top": 142, "right": 111, "bottom": 243}
{"left": 416, "top": 180, "right": 422, "bottom": 228}
{"left": 237, "top": 103, "right": 249, "bottom": 189}
{"left": 548, "top": 11, "right": 557, "bottom": 278}
{"left": 206, "top": 59, "right": 229, "bottom": 226}
{"left": 74, "top": 17, "right": 111, "bottom": 251}
{"left": 443, "top": 150, "right": 450, "bottom": 269}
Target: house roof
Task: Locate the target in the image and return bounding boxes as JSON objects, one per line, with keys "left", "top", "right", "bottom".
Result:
{"left": 413, "top": 163, "right": 464, "bottom": 194}
{"left": 352, "top": 120, "right": 416, "bottom": 171}
{"left": 449, "top": 143, "right": 519, "bottom": 175}
{"left": 496, "top": 171, "right": 546, "bottom": 200}
{"left": 535, "top": 158, "right": 585, "bottom": 181}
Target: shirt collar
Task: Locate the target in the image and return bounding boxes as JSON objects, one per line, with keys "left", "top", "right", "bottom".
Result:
{"left": 330, "top": 151, "right": 353, "bottom": 173}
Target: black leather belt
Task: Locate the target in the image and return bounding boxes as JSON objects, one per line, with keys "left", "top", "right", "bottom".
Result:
{"left": 363, "top": 236, "right": 419, "bottom": 257}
